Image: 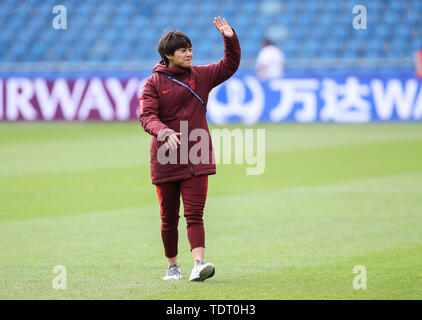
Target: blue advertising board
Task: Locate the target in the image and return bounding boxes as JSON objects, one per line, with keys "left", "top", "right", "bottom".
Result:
{"left": 206, "top": 69, "right": 422, "bottom": 123}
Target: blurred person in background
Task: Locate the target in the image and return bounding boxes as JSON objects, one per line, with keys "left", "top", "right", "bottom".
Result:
{"left": 139, "top": 17, "right": 241, "bottom": 282}
{"left": 415, "top": 49, "right": 422, "bottom": 79}
{"left": 255, "top": 38, "right": 285, "bottom": 80}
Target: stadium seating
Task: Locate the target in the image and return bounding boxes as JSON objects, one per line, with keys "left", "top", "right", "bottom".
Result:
{"left": 0, "top": 0, "right": 420, "bottom": 66}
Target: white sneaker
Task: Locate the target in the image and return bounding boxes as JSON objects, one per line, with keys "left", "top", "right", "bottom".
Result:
{"left": 189, "top": 259, "right": 215, "bottom": 281}
{"left": 163, "top": 264, "right": 182, "bottom": 280}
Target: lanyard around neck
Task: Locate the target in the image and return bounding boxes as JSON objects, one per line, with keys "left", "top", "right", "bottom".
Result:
{"left": 158, "top": 72, "right": 206, "bottom": 110}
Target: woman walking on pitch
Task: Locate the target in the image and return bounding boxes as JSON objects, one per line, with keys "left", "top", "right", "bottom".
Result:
{"left": 139, "top": 17, "right": 241, "bottom": 281}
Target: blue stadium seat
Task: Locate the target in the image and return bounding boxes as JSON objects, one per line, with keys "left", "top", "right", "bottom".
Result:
{"left": 0, "top": 0, "right": 420, "bottom": 64}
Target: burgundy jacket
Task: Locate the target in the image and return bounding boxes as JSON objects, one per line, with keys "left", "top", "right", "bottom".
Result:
{"left": 139, "top": 30, "right": 241, "bottom": 185}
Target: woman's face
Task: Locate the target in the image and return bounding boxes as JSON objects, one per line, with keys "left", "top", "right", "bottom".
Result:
{"left": 166, "top": 47, "right": 193, "bottom": 68}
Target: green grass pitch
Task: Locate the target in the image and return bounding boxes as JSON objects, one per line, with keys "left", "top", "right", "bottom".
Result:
{"left": 0, "top": 122, "right": 421, "bottom": 299}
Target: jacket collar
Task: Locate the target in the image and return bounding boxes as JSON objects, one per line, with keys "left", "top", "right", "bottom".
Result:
{"left": 153, "top": 60, "right": 191, "bottom": 76}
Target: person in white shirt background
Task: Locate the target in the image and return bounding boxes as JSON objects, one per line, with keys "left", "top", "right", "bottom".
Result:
{"left": 255, "top": 38, "right": 285, "bottom": 80}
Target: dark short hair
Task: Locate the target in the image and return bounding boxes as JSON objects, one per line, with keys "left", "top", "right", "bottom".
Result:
{"left": 263, "top": 38, "right": 273, "bottom": 46}
{"left": 158, "top": 31, "right": 192, "bottom": 66}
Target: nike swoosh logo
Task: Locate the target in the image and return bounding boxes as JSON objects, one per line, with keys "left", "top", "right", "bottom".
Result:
{"left": 162, "top": 90, "right": 170, "bottom": 94}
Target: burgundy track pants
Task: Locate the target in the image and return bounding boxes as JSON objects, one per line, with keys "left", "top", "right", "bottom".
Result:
{"left": 155, "top": 175, "right": 208, "bottom": 258}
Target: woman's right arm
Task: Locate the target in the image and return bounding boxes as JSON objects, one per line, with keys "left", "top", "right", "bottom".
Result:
{"left": 139, "top": 78, "right": 173, "bottom": 141}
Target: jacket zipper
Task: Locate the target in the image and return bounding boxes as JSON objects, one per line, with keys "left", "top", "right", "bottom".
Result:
{"left": 183, "top": 74, "right": 191, "bottom": 176}
{"left": 177, "top": 73, "right": 191, "bottom": 176}
{"left": 181, "top": 73, "right": 190, "bottom": 120}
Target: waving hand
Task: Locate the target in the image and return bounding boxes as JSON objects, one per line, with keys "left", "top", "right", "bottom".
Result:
{"left": 213, "top": 16, "right": 234, "bottom": 38}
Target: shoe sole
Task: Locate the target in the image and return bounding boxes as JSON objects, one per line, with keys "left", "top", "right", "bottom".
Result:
{"left": 190, "top": 263, "right": 215, "bottom": 282}
{"left": 163, "top": 276, "right": 182, "bottom": 280}
{"left": 163, "top": 273, "right": 182, "bottom": 281}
